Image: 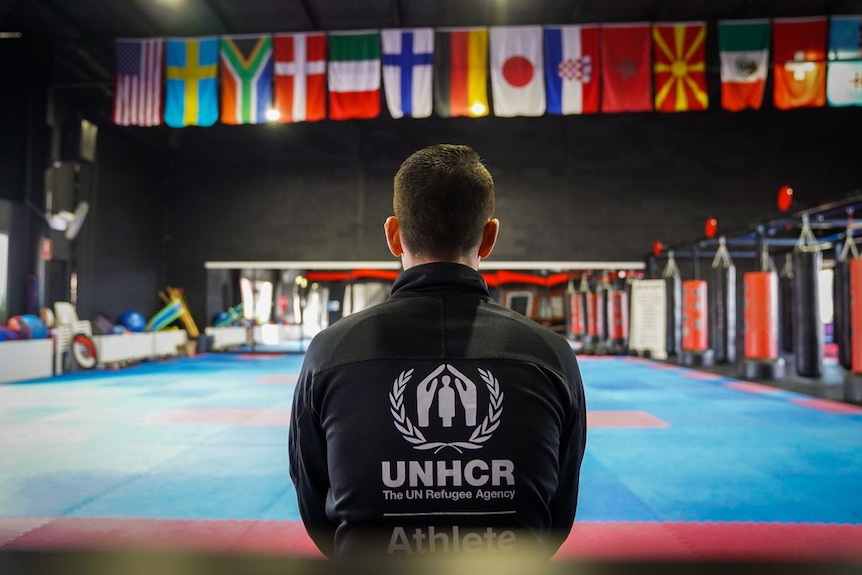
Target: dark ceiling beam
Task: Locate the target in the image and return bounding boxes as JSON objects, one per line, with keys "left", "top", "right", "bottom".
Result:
{"left": 29, "top": 0, "right": 113, "bottom": 81}
{"left": 0, "top": 0, "right": 17, "bottom": 20}
{"left": 297, "top": 0, "right": 319, "bottom": 30}
{"left": 199, "top": 0, "right": 232, "bottom": 34}
{"left": 116, "top": 0, "right": 160, "bottom": 38}
{"left": 391, "top": 0, "right": 403, "bottom": 27}
{"left": 568, "top": 0, "right": 587, "bottom": 21}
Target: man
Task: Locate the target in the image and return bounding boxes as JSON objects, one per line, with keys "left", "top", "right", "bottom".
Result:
{"left": 289, "top": 144, "right": 586, "bottom": 558}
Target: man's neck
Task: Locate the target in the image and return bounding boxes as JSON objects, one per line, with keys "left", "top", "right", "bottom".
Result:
{"left": 401, "top": 252, "right": 480, "bottom": 271}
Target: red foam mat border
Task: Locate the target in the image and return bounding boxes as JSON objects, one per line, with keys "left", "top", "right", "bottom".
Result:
{"left": 2, "top": 518, "right": 861, "bottom": 561}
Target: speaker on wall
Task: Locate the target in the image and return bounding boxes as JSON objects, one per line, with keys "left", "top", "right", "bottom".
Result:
{"left": 59, "top": 119, "right": 98, "bottom": 163}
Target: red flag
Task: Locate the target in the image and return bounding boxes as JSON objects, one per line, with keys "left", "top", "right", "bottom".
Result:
{"left": 652, "top": 22, "right": 708, "bottom": 112}
{"left": 773, "top": 17, "right": 827, "bottom": 109}
{"left": 274, "top": 33, "right": 327, "bottom": 122}
{"left": 601, "top": 23, "right": 653, "bottom": 113}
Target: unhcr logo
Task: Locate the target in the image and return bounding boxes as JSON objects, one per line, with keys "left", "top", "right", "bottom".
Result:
{"left": 389, "top": 364, "right": 503, "bottom": 453}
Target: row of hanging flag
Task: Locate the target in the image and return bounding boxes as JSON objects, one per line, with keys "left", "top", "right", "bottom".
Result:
{"left": 112, "top": 15, "right": 862, "bottom": 127}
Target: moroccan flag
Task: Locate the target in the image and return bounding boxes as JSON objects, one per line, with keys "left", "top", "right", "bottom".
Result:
{"left": 490, "top": 26, "right": 545, "bottom": 117}
{"left": 328, "top": 31, "right": 381, "bottom": 120}
{"left": 219, "top": 35, "right": 273, "bottom": 125}
{"left": 165, "top": 37, "right": 219, "bottom": 127}
{"left": 653, "top": 22, "right": 708, "bottom": 112}
{"left": 434, "top": 28, "right": 489, "bottom": 117}
{"left": 113, "top": 38, "right": 163, "bottom": 126}
{"left": 382, "top": 28, "right": 434, "bottom": 119}
{"left": 544, "top": 25, "right": 600, "bottom": 115}
{"left": 718, "top": 19, "right": 770, "bottom": 111}
{"left": 273, "top": 33, "right": 327, "bottom": 122}
{"left": 600, "top": 23, "right": 652, "bottom": 113}
{"left": 773, "top": 17, "right": 828, "bottom": 110}
{"left": 827, "top": 15, "right": 862, "bottom": 107}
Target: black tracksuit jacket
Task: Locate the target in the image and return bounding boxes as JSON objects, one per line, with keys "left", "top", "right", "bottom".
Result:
{"left": 289, "top": 262, "right": 587, "bottom": 557}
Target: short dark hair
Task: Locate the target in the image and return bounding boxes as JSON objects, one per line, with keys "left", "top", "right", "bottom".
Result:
{"left": 393, "top": 144, "right": 495, "bottom": 260}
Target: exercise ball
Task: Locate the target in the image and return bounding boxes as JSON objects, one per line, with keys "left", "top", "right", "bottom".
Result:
{"left": 7, "top": 315, "right": 47, "bottom": 339}
{"left": 118, "top": 310, "right": 146, "bottom": 333}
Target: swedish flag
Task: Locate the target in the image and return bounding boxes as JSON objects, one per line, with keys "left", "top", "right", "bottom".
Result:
{"left": 165, "top": 37, "right": 219, "bottom": 127}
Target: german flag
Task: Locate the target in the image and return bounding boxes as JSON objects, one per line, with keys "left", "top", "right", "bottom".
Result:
{"left": 434, "top": 28, "right": 489, "bottom": 117}
{"left": 652, "top": 22, "right": 708, "bottom": 112}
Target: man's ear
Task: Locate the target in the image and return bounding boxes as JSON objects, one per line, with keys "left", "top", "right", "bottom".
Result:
{"left": 384, "top": 216, "right": 403, "bottom": 257}
{"left": 478, "top": 218, "right": 499, "bottom": 259}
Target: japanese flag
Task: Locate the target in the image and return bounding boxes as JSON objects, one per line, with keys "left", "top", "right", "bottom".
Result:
{"left": 490, "top": 26, "right": 546, "bottom": 117}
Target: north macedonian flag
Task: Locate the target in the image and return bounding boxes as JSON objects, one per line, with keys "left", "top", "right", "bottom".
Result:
{"left": 433, "top": 28, "right": 489, "bottom": 118}
{"left": 164, "top": 37, "right": 219, "bottom": 127}
{"left": 652, "top": 22, "right": 708, "bottom": 112}
{"left": 219, "top": 35, "right": 274, "bottom": 125}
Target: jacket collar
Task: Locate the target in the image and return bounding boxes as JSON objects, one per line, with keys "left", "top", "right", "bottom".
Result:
{"left": 390, "top": 262, "right": 491, "bottom": 299}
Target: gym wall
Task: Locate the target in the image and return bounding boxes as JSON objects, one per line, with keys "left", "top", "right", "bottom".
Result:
{"left": 71, "top": 127, "right": 169, "bottom": 324}
{"left": 162, "top": 107, "right": 861, "bottom": 325}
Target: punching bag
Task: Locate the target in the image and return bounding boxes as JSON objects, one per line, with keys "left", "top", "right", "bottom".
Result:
{"left": 741, "top": 270, "right": 785, "bottom": 380}
{"left": 711, "top": 246, "right": 737, "bottom": 364}
{"left": 779, "top": 254, "right": 794, "bottom": 354}
{"left": 607, "top": 283, "right": 629, "bottom": 354}
{"left": 568, "top": 288, "right": 585, "bottom": 341}
{"left": 834, "top": 244, "right": 852, "bottom": 370}
{"left": 665, "top": 275, "right": 681, "bottom": 357}
{"left": 581, "top": 276, "right": 597, "bottom": 352}
{"left": 594, "top": 277, "right": 608, "bottom": 352}
{"left": 792, "top": 248, "right": 823, "bottom": 378}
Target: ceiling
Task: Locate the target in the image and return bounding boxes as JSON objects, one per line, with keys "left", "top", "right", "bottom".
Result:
{"left": 2, "top": 0, "right": 860, "bottom": 86}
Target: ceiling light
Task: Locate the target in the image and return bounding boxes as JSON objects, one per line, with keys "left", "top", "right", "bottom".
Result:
{"left": 265, "top": 108, "right": 281, "bottom": 122}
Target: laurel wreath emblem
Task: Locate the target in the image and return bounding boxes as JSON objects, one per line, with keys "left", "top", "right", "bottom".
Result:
{"left": 389, "top": 367, "right": 503, "bottom": 454}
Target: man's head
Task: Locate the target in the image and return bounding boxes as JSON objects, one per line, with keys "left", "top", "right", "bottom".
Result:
{"left": 386, "top": 144, "right": 498, "bottom": 268}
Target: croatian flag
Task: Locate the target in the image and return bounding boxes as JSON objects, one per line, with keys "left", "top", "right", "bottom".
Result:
{"left": 544, "top": 25, "right": 600, "bottom": 114}
{"left": 382, "top": 29, "right": 434, "bottom": 118}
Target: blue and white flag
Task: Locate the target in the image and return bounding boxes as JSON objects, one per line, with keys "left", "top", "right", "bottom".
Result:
{"left": 382, "top": 29, "right": 434, "bottom": 118}
{"left": 827, "top": 15, "right": 862, "bottom": 107}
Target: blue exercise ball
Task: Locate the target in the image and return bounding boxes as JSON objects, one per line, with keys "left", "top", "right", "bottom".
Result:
{"left": 8, "top": 314, "right": 47, "bottom": 339}
{"left": 118, "top": 310, "right": 146, "bottom": 333}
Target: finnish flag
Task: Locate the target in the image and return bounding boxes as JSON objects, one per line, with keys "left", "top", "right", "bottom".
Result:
{"left": 382, "top": 29, "right": 434, "bottom": 118}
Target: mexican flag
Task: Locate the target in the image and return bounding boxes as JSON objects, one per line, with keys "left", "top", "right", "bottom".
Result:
{"left": 327, "top": 31, "right": 381, "bottom": 120}
{"left": 718, "top": 20, "right": 770, "bottom": 111}
{"left": 827, "top": 15, "right": 862, "bottom": 107}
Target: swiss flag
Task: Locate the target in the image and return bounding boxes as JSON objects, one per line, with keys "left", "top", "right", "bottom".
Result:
{"left": 274, "top": 33, "right": 327, "bottom": 122}
{"left": 490, "top": 26, "right": 545, "bottom": 117}
{"left": 773, "top": 17, "right": 827, "bottom": 109}
{"left": 601, "top": 23, "right": 653, "bottom": 113}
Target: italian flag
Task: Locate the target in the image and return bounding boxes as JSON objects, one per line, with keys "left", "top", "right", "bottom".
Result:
{"left": 327, "top": 31, "right": 381, "bottom": 120}
{"left": 718, "top": 20, "right": 770, "bottom": 111}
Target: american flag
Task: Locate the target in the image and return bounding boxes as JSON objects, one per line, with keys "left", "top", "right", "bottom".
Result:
{"left": 113, "top": 38, "right": 164, "bottom": 126}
